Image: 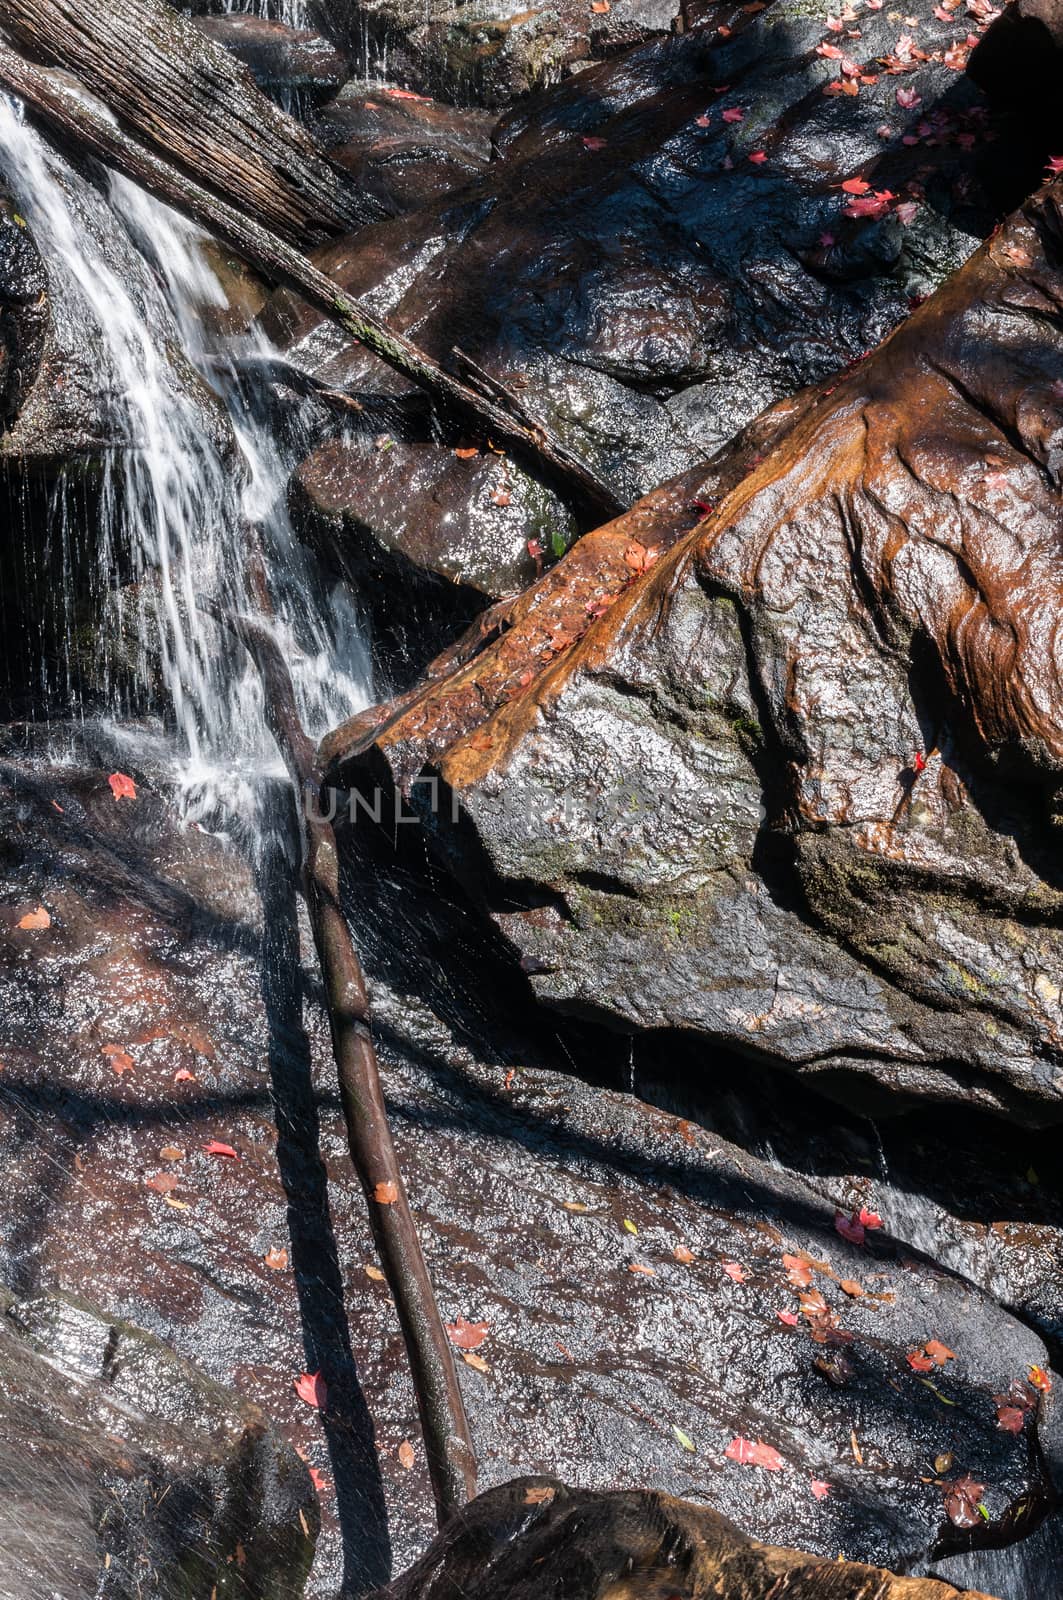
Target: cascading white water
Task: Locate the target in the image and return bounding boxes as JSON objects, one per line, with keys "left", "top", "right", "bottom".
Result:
{"left": 0, "top": 101, "right": 371, "bottom": 823}
{"left": 197, "top": 0, "right": 310, "bottom": 29}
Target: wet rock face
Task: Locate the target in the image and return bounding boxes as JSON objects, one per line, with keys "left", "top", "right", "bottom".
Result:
{"left": 0, "top": 754, "right": 1057, "bottom": 1593}
{"left": 337, "top": 164, "right": 1063, "bottom": 1126}
{"left": 0, "top": 1284, "right": 317, "bottom": 1600}
{"left": 311, "top": 86, "right": 495, "bottom": 216}
{"left": 269, "top": 0, "right": 1036, "bottom": 596}
{"left": 191, "top": 16, "right": 351, "bottom": 106}
{"left": 293, "top": 431, "right": 573, "bottom": 601}
{"left": 373, "top": 1478, "right": 1000, "bottom": 1599}
{"left": 0, "top": 196, "right": 47, "bottom": 431}
{"left": 313, "top": 0, "right": 678, "bottom": 107}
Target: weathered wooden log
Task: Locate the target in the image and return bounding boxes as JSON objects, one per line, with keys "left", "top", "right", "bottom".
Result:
{"left": 0, "top": 44, "right": 624, "bottom": 525}
{"left": 0, "top": 0, "right": 385, "bottom": 246}
{"left": 205, "top": 600, "right": 478, "bottom": 1524}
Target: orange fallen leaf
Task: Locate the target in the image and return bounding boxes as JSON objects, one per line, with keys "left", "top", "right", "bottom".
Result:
{"left": 365, "top": 1264, "right": 386, "bottom": 1282}
{"left": 462, "top": 1351, "right": 490, "bottom": 1373}
{"left": 673, "top": 1245, "right": 695, "bottom": 1264}
{"left": 160, "top": 1146, "right": 184, "bottom": 1162}
{"left": 1029, "top": 1364, "right": 1053, "bottom": 1393}
{"left": 294, "top": 1371, "right": 327, "bottom": 1409}
{"left": 777, "top": 1309, "right": 799, "bottom": 1326}
{"left": 17, "top": 906, "right": 51, "bottom": 931}
{"left": 103, "top": 1044, "right": 135, "bottom": 1075}
{"left": 374, "top": 1180, "right": 399, "bottom": 1204}
{"left": 721, "top": 1261, "right": 746, "bottom": 1283}
{"left": 174, "top": 1068, "right": 196, "bottom": 1084}
{"left": 108, "top": 771, "right": 137, "bottom": 801}
{"left": 447, "top": 1317, "right": 489, "bottom": 1350}
{"left": 591, "top": 1, "right": 610, "bottom": 10}
{"left": 924, "top": 1340, "right": 956, "bottom": 1366}
{"left": 783, "top": 1253, "right": 813, "bottom": 1288}
{"left": 453, "top": 447, "right": 478, "bottom": 459}
{"left": 264, "top": 1247, "right": 288, "bottom": 1270}
{"left": 146, "top": 1172, "right": 179, "bottom": 1194}
{"left": 309, "top": 1467, "right": 328, "bottom": 1493}
{"left": 907, "top": 1350, "right": 935, "bottom": 1373}
{"left": 204, "top": 1140, "right": 239, "bottom": 1159}
{"left": 839, "top": 1279, "right": 865, "bottom": 1297}
{"left": 397, "top": 1440, "right": 415, "bottom": 1470}
{"left": 628, "top": 1263, "right": 656, "bottom": 1276}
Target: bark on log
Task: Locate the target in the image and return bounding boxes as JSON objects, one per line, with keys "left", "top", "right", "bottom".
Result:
{"left": 0, "top": 0, "right": 385, "bottom": 246}
{"left": 0, "top": 45, "right": 624, "bottom": 525}
{"left": 205, "top": 601, "right": 478, "bottom": 1524}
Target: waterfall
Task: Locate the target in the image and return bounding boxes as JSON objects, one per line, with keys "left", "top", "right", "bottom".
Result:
{"left": 0, "top": 102, "right": 371, "bottom": 821}
{"left": 196, "top": 0, "right": 311, "bottom": 29}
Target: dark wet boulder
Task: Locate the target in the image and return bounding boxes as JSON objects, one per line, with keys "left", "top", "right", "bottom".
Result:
{"left": 191, "top": 16, "right": 351, "bottom": 107}
{"left": 372, "top": 1478, "right": 1000, "bottom": 1599}
{"left": 291, "top": 430, "right": 576, "bottom": 650}
{"left": 324, "top": 163, "right": 1063, "bottom": 1125}
{"left": 0, "top": 1283, "right": 317, "bottom": 1599}
{"left": 311, "top": 86, "right": 494, "bottom": 215}
{"left": 0, "top": 753, "right": 1056, "bottom": 1588}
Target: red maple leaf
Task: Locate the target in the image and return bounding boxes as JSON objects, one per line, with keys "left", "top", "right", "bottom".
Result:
{"left": 777, "top": 1309, "right": 800, "bottom": 1326}
{"left": 108, "top": 772, "right": 137, "bottom": 801}
{"left": 844, "top": 190, "right": 894, "bottom": 219}
{"left": 834, "top": 1210, "right": 866, "bottom": 1246}
{"left": 294, "top": 1371, "right": 328, "bottom": 1409}
{"left": 721, "top": 1261, "right": 746, "bottom": 1282}
{"left": 722, "top": 107, "right": 744, "bottom": 123}
{"left": 725, "top": 1437, "right": 786, "bottom": 1470}
{"left": 811, "top": 1478, "right": 831, "bottom": 1500}
{"left": 840, "top": 177, "right": 871, "bottom": 194}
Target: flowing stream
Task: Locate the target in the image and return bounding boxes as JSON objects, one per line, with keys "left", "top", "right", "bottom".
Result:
{"left": 0, "top": 100, "right": 370, "bottom": 828}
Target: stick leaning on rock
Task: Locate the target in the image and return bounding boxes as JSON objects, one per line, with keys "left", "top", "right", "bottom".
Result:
{"left": 204, "top": 601, "right": 477, "bottom": 1525}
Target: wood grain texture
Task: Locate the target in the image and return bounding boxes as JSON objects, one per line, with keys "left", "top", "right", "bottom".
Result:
{"left": 0, "top": 0, "right": 384, "bottom": 245}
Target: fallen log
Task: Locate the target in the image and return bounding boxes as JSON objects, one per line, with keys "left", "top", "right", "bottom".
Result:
{"left": 0, "top": 0, "right": 383, "bottom": 246}
{"left": 205, "top": 601, "right": 478, "bottom": 1523}
{"left": 0, "top": 45, "right": 624, "bottom": 525}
